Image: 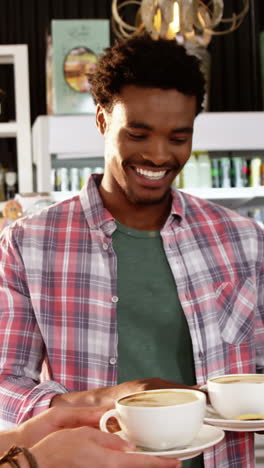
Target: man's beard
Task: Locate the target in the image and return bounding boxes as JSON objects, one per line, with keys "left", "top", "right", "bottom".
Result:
{"left": 123, "top": 185, "right": 171, "bottom": 206}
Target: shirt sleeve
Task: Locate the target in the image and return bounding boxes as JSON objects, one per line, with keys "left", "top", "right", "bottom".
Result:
{"left": 0, "top": 225, "right": 67, "bottom": 426}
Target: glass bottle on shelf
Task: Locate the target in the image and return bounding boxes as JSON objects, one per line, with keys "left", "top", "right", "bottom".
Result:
{"left": 230, "top": 158, "right": 243, "bottom": 188}
{"left": 5, "top": 171, "right": 17, "bottom": 199}
{"left": 219, "top": 158, "right": 231, "bottom": 188}
{"left": 80, "top": 167, "right": 92, "bottom": 188}
{"left": 180, "top": 153, "right": 199, "bottom": 188}
{"left": 196, "top": 151, "right": 212, "bottom": 188}
{"left": 241, "top": 158, "right": 249, "bottom": 187}
{"left": 261, "top": 159, "right": 264, "bottom": 186}
{"left": 69, "top": 167, "right": 80, "bottom": 191}
{"left": 250, "top": 158, "right": 262, "bottom": 187}
{"left": 211, "top": 158, "right": 220, "bottom": 188}
{"left": 55, "top": 167, "right": 69, "bottom": 191}
{"left": 0, "top": 165, "right": 6, "bottom": 201}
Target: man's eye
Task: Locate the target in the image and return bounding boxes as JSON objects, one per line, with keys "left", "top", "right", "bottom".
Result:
{"left": 127, "top": 132, "right": 146, "bottom": 139}
{"left": 171, "top": 137, "right": 188, "bottom": 144}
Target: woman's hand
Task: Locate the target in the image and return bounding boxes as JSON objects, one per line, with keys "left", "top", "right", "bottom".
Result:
{"left": 14, "top": 406, "right": 110, "bottom": 448}
{"left": 30, "top": 425, "right": 182, "bottom": 468}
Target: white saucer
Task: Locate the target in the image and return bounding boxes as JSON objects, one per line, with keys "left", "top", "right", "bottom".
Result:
{"left": 117, "top": 424, "right": 225, "bottom": 461}
{"left": 204, "top": 406, "right": 264, "bottom": 432}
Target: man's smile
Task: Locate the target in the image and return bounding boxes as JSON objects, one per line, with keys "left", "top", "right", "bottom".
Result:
{"left": 134, "top": 167, "right": 167, "bottom": 180}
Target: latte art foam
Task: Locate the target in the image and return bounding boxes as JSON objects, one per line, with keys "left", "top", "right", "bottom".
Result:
{"left": 119, "top": 390, "right": 198, "bottom": 407}
{"left": 212, "top": 375, "right": 264, "bottom": 384}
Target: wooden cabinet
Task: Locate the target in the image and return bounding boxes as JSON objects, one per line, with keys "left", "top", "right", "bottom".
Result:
{"left": 0, "top": 45, "right": 33, "bottom": 193}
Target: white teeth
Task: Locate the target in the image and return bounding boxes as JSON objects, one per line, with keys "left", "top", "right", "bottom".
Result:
{"left": 135, "top": 167, "right": 166, "bottom": 180}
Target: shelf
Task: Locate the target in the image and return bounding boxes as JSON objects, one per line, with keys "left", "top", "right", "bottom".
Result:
{"left": 0, "top": 121, "right": 17, "bottom": 137}
{"left": 2, "top": 187, "right": 263, "bottom": 219}
{"left": 48, "top": 187, "right": 264, "bottom": 211}
{"left": 180, "top": 187, "right": 264, "bottom": 209}
{"left": 32, "top": 115, "right": 104, "bottom": 192}
{"left": 0, "top": 45, "right": 24, "bottom": 62}
{"left": 32, "top": 112, "right": 264, "bottom": 210}
{"left": 193, "top": 112, "right": 264, "bottom": 151}
{"left": 33, "top": 112, "right": 264, "bottom": 161}
{"left": 32, "top": 115, "right": 104, "bottom": 158}
{"left": 180, "top": 187, "right": 264, "bottom": 199}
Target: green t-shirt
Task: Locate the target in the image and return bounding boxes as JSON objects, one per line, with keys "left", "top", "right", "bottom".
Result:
{"left": 112, "top": 222, "right": 204, "bottom": 468}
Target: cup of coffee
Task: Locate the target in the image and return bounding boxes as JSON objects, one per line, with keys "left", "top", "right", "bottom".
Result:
{"left": 207, "top": 374, "right": 264, "bottom": 420}
{"left": 99, "top": 389, "right": 206, "bottom": 450}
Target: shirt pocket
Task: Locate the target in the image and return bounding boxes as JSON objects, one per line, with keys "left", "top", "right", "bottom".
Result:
{"left": 215, "top": 278, "right": 256, "bottom": 344}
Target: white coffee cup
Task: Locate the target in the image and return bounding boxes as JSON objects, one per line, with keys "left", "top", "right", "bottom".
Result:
{"left": 99, "top": 388, "right": 206, "bottom": 450}
{"left": 207, "top": 373, "right": 264, "bottom": 420}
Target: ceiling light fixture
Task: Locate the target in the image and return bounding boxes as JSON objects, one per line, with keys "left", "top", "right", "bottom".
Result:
{"left": 112, "top": 0, "right": 249, "bottom": 47}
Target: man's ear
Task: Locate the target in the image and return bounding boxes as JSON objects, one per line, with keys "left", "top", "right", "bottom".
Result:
{"left": 96, "top": 105, "right": 107, "bottom": 135}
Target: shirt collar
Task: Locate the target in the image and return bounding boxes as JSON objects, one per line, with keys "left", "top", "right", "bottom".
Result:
{"left": 79, "top": 174, "right": 186, "bottom": 233}
{"left": 170, "top": 188, "right": 186, "bottom": 222}
{"left": 79, "top": 174, "right": 115, "bottom": 235}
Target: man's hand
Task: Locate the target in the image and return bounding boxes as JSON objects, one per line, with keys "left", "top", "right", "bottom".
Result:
{"left": 51, "top": 377, "right": 201, "bottom": 408}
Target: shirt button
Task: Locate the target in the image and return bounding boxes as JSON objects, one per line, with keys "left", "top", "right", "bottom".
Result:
{"left": 111, "top": 296, "right": 119, "bottom": 303}
{"left": 102, "top": 243, "right": 108, "bottom": 250}
{"left": 109, "top": 357, "right": 117, "bottom": 365}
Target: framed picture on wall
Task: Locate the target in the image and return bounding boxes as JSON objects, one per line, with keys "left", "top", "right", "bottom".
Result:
{"left": 51, "top": 19, "right": 110, "bottom": 114}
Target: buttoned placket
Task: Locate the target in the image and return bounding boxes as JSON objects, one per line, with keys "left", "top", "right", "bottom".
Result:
{"left": 162, "top": 227, "right": 207, "bottom": 384}
{"left": 101, "top": 231, "right": 119, "bottom": 376}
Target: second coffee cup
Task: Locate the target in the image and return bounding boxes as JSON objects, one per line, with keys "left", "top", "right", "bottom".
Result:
{"left": 207, "top": 373, "right": 264, "bottom": 419}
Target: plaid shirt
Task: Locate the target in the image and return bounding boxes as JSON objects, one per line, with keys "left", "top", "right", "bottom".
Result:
{"left": 0, "top": 174, "right": 263, "bottom": 467}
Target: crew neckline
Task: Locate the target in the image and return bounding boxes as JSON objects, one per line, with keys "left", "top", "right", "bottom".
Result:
{"left": 115, "top": 220, "right": 160, "bottom": 238}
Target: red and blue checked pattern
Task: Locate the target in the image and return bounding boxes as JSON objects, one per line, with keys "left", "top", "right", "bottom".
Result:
{"left": 0, "top": 175, "right": 263, "bottom": 467}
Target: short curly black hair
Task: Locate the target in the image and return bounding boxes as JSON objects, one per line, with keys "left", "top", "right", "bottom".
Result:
{"left": 88, "top": 34, "right": 205, "bottom": 115}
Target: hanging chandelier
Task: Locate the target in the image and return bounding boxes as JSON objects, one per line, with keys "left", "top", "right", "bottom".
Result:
{"left": 112, "top": 0, "right": 250, "bottom": 47}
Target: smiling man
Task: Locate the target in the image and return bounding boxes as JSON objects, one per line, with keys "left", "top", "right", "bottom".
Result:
{"left": 97, "top": 85, "right": 195, "bottom": 228}
{"left": 0, "top": 35, "right": 263, "bottom": 468}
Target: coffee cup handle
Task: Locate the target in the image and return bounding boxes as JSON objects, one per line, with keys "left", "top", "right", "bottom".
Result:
{"left": 100, "top": 409, "right": 119, "bottom": 433}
